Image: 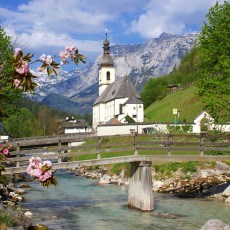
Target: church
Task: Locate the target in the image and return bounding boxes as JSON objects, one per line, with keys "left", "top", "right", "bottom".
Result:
{"left": 92, "top": 34, "right": 144, "bottom": 129}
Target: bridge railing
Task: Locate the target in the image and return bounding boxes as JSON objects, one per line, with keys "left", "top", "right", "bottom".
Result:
{"left": 5, "top": 133, "right": 230, "bottom": 168}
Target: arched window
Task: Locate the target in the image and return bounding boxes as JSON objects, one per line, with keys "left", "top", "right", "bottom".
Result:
{"left": 106, "top": 71, "right": 110, "bottom": 80}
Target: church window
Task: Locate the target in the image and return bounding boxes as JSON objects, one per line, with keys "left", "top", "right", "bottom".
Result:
{"left": 106, "top": 71, "right": 110, "bottom": 80}
{"left": 132, "top": 115, "right": 137, "bottom": 118}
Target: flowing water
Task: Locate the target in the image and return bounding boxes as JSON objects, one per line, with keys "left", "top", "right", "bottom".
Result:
{"left": 21, "top": 171, "right": 230, "bottom": 230}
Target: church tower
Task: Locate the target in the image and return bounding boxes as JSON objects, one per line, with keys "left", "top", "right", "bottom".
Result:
{"left": 98, "top": 31, "right": 115, "bottom": 95}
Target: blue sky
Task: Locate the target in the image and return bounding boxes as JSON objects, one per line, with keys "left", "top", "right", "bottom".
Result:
{"left": 0, "top": 0, "right": 226, "bottom": 70}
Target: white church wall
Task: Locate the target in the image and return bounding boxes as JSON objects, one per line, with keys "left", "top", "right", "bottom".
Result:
{"left": 114, "top": 98, "right": 128, "bottom": 115}
{"left": 125, "top": 104, "right": 144, "bottom": 122}
{"left": 99, "top": 67, "right": 115, "bottom": 95}
{"left": 105, "top": 100, "right": 115, "bottom": 121}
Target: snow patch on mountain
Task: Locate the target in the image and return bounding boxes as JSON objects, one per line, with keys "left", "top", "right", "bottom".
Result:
{"left": 30, "top": 32, "right": 199, "bottom": 114}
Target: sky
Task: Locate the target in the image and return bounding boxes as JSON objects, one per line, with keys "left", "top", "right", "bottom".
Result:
{"left": 0, "top": 0, "right": 227, "bottom": 70}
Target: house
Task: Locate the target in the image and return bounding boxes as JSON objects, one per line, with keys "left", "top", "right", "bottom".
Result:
{"left": 92, "top": 33, "right": 144, "bottom": 129}
{"left": 193, "top": 111, "right": 230, "bottom": 133}
{"left": 60, "top": 117, "right": 91, "bottom": 134}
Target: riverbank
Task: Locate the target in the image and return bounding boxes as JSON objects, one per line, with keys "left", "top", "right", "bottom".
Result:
{"left": 0, "top": 177, "right": 48, "bottom": 229}
{"left": 0, "top": 181, "right": 31, "bottom": 229}
{"left": 1, "top": 160, "right": 230, "bottom": 229}
{"left": 73, "top": 161, "right": 230, "bottom": 202}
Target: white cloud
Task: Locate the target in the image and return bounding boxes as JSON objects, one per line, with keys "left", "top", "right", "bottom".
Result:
{"left": 130, "top": 0, "right": 226, "bottom": 38}
{"left": 0, "top": 0, "right": 112, "bottom": 54}
{"left": 0, "top": 0, "right": 227, "bottom": 56}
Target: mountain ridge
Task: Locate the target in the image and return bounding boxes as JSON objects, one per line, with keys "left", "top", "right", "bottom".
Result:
{"left": 30, "top": 32, "right": 199, "bottom": 114}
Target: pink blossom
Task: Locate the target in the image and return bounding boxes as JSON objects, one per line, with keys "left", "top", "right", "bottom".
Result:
{"left": 65, "top": 46, "right": 70, "bottom": 51}
{"left": 29, "top": 157, "right": 42, "bottom": 166}
{"left": 39, "top": 170, "right": 52, "bottom": 182}
{"left": 40, "top": 54, "right": 46, "bottom": 62}
{"left": 42, "top": 160, "right": 52, "bottom": 167}
{"left": 2, "top": 148, "right": 9, "bottom": 155}
{"left": 0, "top": 144, "right": 2, "bottom": 147}
{"left": 33, "top": 168, "right": 42, "bottom": 177}
{"left": 71, "top": 54, "right": 76, "bottom": 61}
{"left": 45, "top": 55, "right": 53, "bottom": 65}
{"left": 59, "top": 50, "right": 70, "bottom": 59}
{"left": 27, "top": 157, "right": 53, "bottom": 183}
{"left": 14, "top": 48, "right": 22, "bottom": 57}
{"left": 69, "top": 46, "right": 76, "bottom": 52}
{"left": 14, "top": 79, "right": 21, "bottom": 88}
{"left": 16, "top": 61, "right": 29, "bottom": 76}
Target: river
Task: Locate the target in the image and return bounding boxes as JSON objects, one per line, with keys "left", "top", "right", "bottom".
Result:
{"left": 21, "top": 170, "right": 230, "bottom": 230}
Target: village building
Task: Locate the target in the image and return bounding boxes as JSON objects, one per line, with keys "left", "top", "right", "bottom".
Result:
{"left": 60, "top": 117, "right": 91, "bottom": 134}
{"left": 92, "top": 34, "right": 144, "bottom": 130}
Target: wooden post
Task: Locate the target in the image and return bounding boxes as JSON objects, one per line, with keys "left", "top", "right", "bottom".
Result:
{"left": 16, "top": 143, "right": 20, "bottom": 167}
{"left": 97, "top": 137, "right": 101, "bottom": 159}
{"left": 134, "top": 132, "right": 138, "bottom": 155}
{"left": 58, "top": 139, "right": 62, "bottom": 163}
{"left": 128, "top": 161, "right": 153, "bottom": 211}
{"left": 167, "top": 134, "right": 172, "bottom": 156}
{"left": 200, "top": 134, "right": 204, "bottom": 156}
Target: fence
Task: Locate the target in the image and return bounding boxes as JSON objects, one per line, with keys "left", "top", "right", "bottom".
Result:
{"left": 6, "top": 133, "right": 230, "bottom": 168}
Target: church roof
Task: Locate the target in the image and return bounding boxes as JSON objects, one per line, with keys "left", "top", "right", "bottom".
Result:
{"left": 106, "top": 118, "right": 122, "bottom": 125}
{"left": 93, "top": 75, "right": 142, "bottom": 105}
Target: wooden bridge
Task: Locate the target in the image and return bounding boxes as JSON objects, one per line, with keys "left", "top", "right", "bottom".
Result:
{"left": 2, "top": 133, "right": 230, "bottom": 211}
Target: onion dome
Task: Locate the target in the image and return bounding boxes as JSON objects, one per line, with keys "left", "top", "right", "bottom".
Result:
{"left": 99, "top": 32, "right": 114, "bottom": 67}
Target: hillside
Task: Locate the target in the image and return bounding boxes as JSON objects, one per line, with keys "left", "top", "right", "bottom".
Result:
{"left": 144, "top": 86, "right": 204, "bottom": 123}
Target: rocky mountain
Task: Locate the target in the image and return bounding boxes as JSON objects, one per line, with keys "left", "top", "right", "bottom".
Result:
{"left": 30, "top": 32, "right": 199, "bottom": 114}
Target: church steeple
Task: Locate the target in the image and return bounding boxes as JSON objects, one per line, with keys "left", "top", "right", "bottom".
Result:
{"left": 100, "top": 30, "right": 114, "bottom": 67}
{"left": 98, "top": 31, "right": 115, "bottom": 96}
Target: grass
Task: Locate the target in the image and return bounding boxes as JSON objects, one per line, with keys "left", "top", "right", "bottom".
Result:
{"left": 144, "top": 86, "right": 204, "bottom": 122}
{"left": 69, "top": 134, "right": 230, "bottom": 162}
{"left": 152, "top": 161, "right": 210, "bottom": 179}
{"left": 0, "top": 211, "right": 14, "bottom": 227}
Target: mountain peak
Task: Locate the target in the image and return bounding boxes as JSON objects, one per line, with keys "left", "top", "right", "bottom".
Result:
{"left": 31, "top": 33, "right": 198, "bottom": 115}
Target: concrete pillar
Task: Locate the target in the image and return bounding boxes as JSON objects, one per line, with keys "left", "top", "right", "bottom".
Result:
{"left": 128, "top": 161, "right": 154, "bottom": 211}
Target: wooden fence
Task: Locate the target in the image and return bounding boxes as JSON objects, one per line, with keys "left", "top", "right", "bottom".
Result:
{"left": 6, "top": 133, "right": 230, "bottom": 168}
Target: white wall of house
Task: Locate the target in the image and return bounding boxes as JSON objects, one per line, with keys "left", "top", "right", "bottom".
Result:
{"left": 65, "top": 127, "right": 92, "bottom": 134}
{"left": 97, "top": 123, "right": 168, "bottom": 136}
{"left": 214, "top": 124, "right": 230, "bottom": 132}
{"left": 94, "top": 111, "right": 230, "bottom": 136}
{"left": 97, "top": 123, "right": 230, "bottom": 136}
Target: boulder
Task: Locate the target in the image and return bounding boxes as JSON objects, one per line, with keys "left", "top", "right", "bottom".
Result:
{"left": 225, "top": 197, "right": 230, "bottom": 203}
{"left": 153, "top": 181, "right": 164, "bottom": 192}
{"left": 200, "top": 170, "right": 218, "bottom": 178}
{"left": 98, "top": 178, "right": 110, "bottom": 184}
{"left": 200, "top": 219, "right": 230, "bottom": 230}
{"left": 222, "top": 185, "right": 230, "bottom": 197}
{"left": 24, "top": 211, "right": 33, "bottom": 217}
{"left": 215, "top": 162, "right": 230, "bottom": 171}
{"left": 19, "top": 183, "right": 30, "bottom": 188}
